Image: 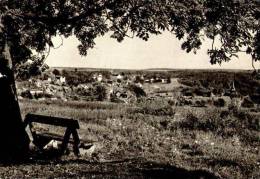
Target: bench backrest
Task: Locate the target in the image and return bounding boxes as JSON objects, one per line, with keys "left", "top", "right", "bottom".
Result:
{"left": 24, "top": 113, "right": 80, "bottom": 129}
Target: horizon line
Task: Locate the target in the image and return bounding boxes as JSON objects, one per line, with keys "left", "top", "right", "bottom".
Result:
{"left": 49, "top": 66, "right": 253, "bottom": 71}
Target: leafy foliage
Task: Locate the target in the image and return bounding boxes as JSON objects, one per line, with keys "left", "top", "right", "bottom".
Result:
{"left": 0, "top": 0, "right": 259, "bottom": 69}
{"left": 181, "top": 109, "right": 259, "bottom": 142}
{"left": 75, "top": 83, "right": 107, "bottom": 101}
{"left": 62, "top": 70, "right": 110, "bottom": 86}
{"left": 178, "top": 71, "right": 260, "bottom": 96}
{"left": 52, "top": 69, "right": 60, "bottom": 76}
{"left": 135, "top": 99, "right": 175, "bottom": 116}
{"left": 128, "top": 84, "right": 146, "bottom": 98}
{"left": 15, "top": 56, "right": 49, "bottom": 80}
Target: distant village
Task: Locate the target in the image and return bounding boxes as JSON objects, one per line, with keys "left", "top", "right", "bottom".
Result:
{"left": 16, "top": 68, "right": 260, "bottom": 110}
{"left": 17, "top": 68, "right": 172, "bottom": 104}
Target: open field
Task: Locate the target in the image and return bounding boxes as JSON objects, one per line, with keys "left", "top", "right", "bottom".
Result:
{"left": 1, "top": 99, "right": 256, "bottom": 178}
{"left": 8, "top": 69, "right": 260, "bottom": 178}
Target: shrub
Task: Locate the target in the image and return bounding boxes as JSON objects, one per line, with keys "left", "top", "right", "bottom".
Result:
{"left": 194, "top": 100, "right": 206, "bottom": 107}
{"left": 178, "top": 98, "right": 193, "bottom": 106}
{"left": 241, "top": 98, "right": 254, "bottom": 108}
{"left": 181, "top": 88, "right": 194, "bottom": 97}
{"left": 71, "top": 95, "right": 80, "bottom": 101}
{"left": 52, "top": 69, "right": 60, "bottom": 76}
{"left": 21, "top": 90, "right": 33, "bottom": 99}
{"left": 75, "top": 84, "right": 107, "bottom": 101}
{"left": 181, "top": 110, "right": 225, "bottom": 132}
{"left": 213, "top": 98, "right": 226, "bottom": 107}
{"left": 233, "top": 111, "right": 260, "bottom": 131}
{"left": 194, "top": 88, "right": 211, "bottom": 97}
{"left": 181, "top": 109, "right": 260, "bottom": 145}
{"left": 75, "top": 86, "right": 90, "bottom": 96}
{"left": 135, "top": 99, "right": 175, "bottom": 116}
{"left": 168, "top": 99, "right": 177, "bottom": 106}
{"left": 180, "top": 112, "right": 200, "bottom": 130}
{"left": 135, "top": 105, "right": 174, "bottom": 116}
{"left": 178, "top": 78, "right": 198, "bottom": 87}
{"left": 94, "top": 84, "right": 107, "bottom": 101}
{"left": 66, "top": 74, "right": 80, "bottom": 86}
{"left": 128, "top": 84, "right": 146, "bottom": 98}
{"left": 220, "top": 110, "right": 230, "bottom": 118}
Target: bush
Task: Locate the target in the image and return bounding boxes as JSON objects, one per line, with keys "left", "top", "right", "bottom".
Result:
{"left": 135, "top": 99, "right": 175, "bottom": 116}
{"left": 180, "top": 112, "right": 200, "bottom": 130}
{"left": 178, "top": 78, "right": 198, "bottom": 87}
{"left": 181, "top": 88, "right": 194, "bottom": 97}
{"left": 135, "top": 105, "right": 174, "bottom": 116}
{"left": 128, "top": 84, "right": 146, "bottom": 98}
{"left": 213, "top": 98, "right": 226, "bottom": 107}
{"left": 181, "top": 110, "right": 226, "bottom": 132}
{"left": 21, "top": 90, "right": 33, "bottom": 99}
{"left": 178, "top": 97, "right": 193, "bottom": 106}
{"left": 180, "top": 109, "right": 260, "bottom": 145}
{"left": 95, "top": 84, "right": 107, "bottom": 101}
{"left": 241, "top": 98, "right": 254, "bottom": 108}
{"left": 233, "top": 111, "right": 260, "bottom": 131}
{"left": 194, "top": 88, "right": 211, "bottom": 97}
{"left": 75, "top": 84, "right": 107, "bottom": 101}
{"left": 194, "top": 100, "right": 206, "bottom": 107}
{"left": 168, "top": 99, "right": 177, "bottom": 106}
{"left": 220, "top": 110, "right": 230, "bottom": 118}
{"left": 52, "top": 69, "right": 60, "bottom": 76}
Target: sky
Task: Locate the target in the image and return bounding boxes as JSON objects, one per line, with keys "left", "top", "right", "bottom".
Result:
{"left": 46, "top": 31, "right": 258, "bottom": 70}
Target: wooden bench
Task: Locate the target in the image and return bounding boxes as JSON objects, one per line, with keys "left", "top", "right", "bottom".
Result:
{"left": 24, "top": 113, "right": 81, "bottom": 156}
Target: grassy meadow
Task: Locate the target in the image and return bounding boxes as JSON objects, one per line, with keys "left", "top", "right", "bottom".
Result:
{"left": 12, "top": 98, "right": 259, "bottom": 178}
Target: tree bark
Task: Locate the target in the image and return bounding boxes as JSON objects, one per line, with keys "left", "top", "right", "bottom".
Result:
{"left": 0, "top": 40, "right": 30, "bottom": 161}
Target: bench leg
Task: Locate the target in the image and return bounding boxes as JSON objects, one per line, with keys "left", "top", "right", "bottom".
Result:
{"left": 71, "top": 129, "right": 80, "bottom": 156}
{"left": 60, "top": 128, "right": 71, "bottom": 155}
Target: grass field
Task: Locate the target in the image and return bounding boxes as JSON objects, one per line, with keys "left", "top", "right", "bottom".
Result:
{"left": 6, "top": 99, "right": 258, "bottom": 178}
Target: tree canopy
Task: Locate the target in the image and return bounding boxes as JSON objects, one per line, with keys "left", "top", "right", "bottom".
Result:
{"left": 0, "top": 0, "right": 259, "bottom": 161}
{"left": 0, "top": 0, "right": 259, "bottom": 69}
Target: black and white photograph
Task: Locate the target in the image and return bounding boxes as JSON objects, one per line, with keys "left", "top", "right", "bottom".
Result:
{"left": 0, "top": 0, "right": 259, "bottom": 178}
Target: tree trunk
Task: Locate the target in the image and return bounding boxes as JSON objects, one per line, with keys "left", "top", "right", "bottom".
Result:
{"left": 0, "top": 40, "right": 30, "bottom": 161}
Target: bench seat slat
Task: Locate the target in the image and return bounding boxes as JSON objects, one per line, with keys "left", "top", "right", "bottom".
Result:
{"left": 35, "top": 132, "right": 75, "bottom": 143}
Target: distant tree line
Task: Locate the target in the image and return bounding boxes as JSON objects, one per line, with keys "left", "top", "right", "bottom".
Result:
{"left": 61, "top": 70, "right": 111, "bottom": 86}
{"left": 178, "top": 72, "right": 260, "bottom": 97}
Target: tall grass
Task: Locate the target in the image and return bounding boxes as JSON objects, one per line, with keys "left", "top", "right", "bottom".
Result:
{"left": 19, "top": 99, "right": 259, "bottom": 178}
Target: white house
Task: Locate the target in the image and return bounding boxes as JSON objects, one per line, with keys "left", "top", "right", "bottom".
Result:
{"left": 55, "top": 76, "right": 66, "bottom": 84}
{"left": 47, "top": 77, "right": 52, "bottom": 83}
{"left": 35, "top": 80, "right": 42, "bottom": 88}
{"left": 60, "top": 76, "right": 66, "bottom": 84}
{"left": 97, "top": 74, "right": 103, "bottom": 82}
{"left": 117, "top": 74, "right": 123, "bottom": 80}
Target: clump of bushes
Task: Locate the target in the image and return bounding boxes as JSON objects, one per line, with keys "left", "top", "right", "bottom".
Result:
{"left": 95, "top": 84, "right": 107, "bottom": 101}
{"left": 194, "top": 88, "right": 211, "bottom": 97}
{"left": 134, "top": 105, "right": 174, "bottom": 116}
{"left": 21, "top": 90, "right": 33, "bottom": 99}
{"left": 127, "top": 84, "right": 146, "bottom": 98}
{"left": 241, "top": 98, "right": 254, "bottom": 108}
{"left": 178, "top": 78, "right": 199, "bottom": 87}
{"left": 194, "top": 100, "right": 206, "bottom": 107}
{"left": 138, "top": 105, "right": 174, "bottom": 116}
{"left": 178, "top": 97, "right": 193, "bottom": 106}
{"left": 168, "top": 99, "right": 178, "bottom": 106}
{"left": 134, "top": 99, "right": 175, "bottom": 116}
{"left": 213, "top": 98, "right": 226, "bottom": 107}
{"left": 180, "top": 109, "right": 260, "bottom": 145}
{"left": 181, "top": 88, "right": 194, "bottom": 97}
{"left": 75, "top": 83, "right": 107, "bottom": 101}
{"left": 180, "top": 111, "right": 221, "bottom": 132}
